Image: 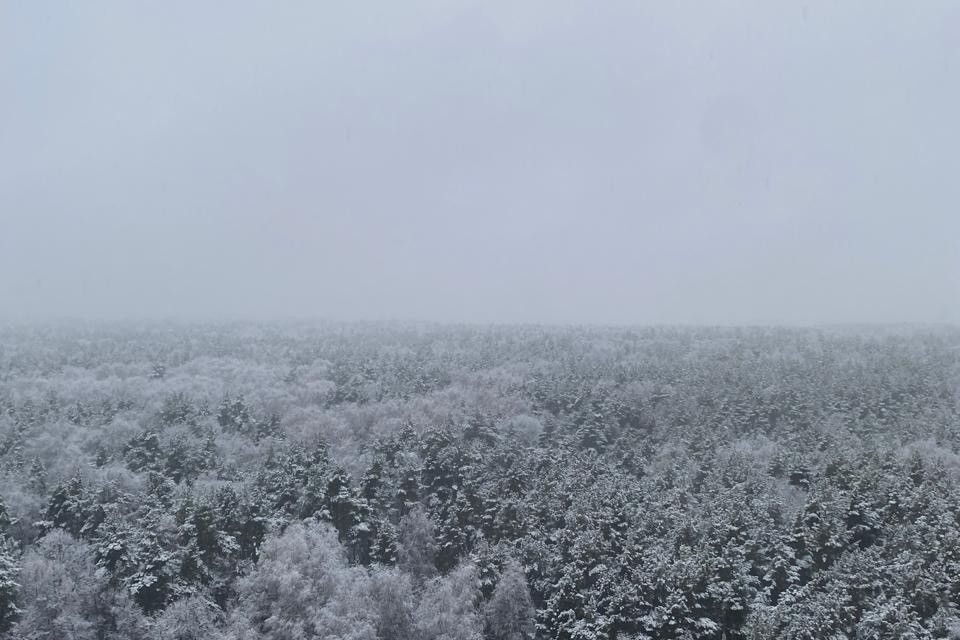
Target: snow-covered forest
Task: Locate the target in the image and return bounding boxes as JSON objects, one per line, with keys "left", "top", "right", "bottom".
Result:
{"left": 0, "top": 322, "right": 958, "bottom": 638}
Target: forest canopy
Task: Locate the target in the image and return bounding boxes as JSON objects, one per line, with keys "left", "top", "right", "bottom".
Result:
{"left": 0, "top": 321, "right": 958, "bottom": 639}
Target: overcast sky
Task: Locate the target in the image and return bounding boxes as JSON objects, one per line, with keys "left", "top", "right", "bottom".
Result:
{"left": 2, "top": 1, "right": 958, "bottom": 325}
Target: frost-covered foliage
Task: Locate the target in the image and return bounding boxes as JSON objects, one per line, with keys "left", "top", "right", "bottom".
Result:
{"left": 0, "top": 322, "right": 959, "bottom": 638}
{"left": 485, "top": 559, "right": 536, "bottom": 640}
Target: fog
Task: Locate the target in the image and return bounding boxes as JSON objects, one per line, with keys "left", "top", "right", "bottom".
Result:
{"left": 2, "top": 1, "right": 958, "bottom": 325}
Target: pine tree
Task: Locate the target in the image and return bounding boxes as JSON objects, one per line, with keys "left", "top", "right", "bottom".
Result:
{"left": 298, "top": 466, "right": 330, "bottom": 521}
{"left": 436, "top": 491, "right": 479, "bottom": 572}
{"left": 325, "top": 467, "right": 359, "bottom": 543}
{"left": 124, "top": 431, "right": 164, "bottom": 473}
{"left": 360, "top": 457, "right": 387, "bottom": 513}
{"left": 217, "top": 395, "right": 252, "bottom": 433}
{"left": 176, "top": 498, "right": 239, "bottom": 593}
{"left": 43, "top": 472, "right": 91, "bottom": 537}
{"left": 395, "top": 467, "right": 420, "bottom": 520}
{"left": 348, "top": 496, "right": 375, "bottom": 565}
{"left": 575, "top": 411, "right": 609, "bottom": 453}
{"left": 165, "top": 434, "right": 205, "bottom": 483}
{"left": 0, "top": 495, "right": 10, "bottom": 534}
{"left": 214, "top": 486, "right": 266, "bottom": 562}
{"left": 0, "top": 539, "right": 19, "bottom": 632}
{"left": 27, "top": 456, "right": 47, "bottom": 494}
{"left": 371, "top": 520, "right": 399, "bottom": 566}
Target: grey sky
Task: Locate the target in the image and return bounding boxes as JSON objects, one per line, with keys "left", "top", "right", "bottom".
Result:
{"left": 2, "top": 1, "right": 958, "bottom": 325}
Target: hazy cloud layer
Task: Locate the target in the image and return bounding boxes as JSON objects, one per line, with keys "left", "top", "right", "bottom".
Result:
{"left": 2, "top": 1, "right": 958, "bottom": 325}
